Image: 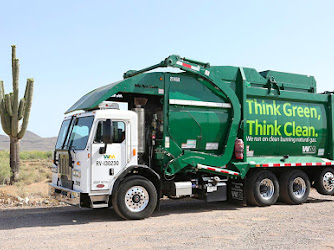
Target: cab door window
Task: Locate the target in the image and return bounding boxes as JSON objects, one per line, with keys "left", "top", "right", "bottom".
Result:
{"left": 94, "top": 121, "right": 125, "bottom": 144}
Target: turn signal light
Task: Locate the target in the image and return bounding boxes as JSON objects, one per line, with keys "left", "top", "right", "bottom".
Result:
{"left": 133, "top": 149, "right": 136, "bottom": 156}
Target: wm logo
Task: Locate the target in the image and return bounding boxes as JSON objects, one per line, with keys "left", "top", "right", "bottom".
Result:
{"left": 104, "top": 155, "right": 115, "bottom": 159}
{"left": 302, "top": 146, "right": 316, "bottom": 154}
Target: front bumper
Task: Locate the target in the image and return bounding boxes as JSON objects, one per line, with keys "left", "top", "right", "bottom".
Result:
{"left": 49, "top": 184, "right": 80, "bottom": 206}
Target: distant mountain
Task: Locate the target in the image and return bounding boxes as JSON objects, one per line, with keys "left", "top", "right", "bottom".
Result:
{"left": 0, "top": 131, "right": 57, "bottom": 151}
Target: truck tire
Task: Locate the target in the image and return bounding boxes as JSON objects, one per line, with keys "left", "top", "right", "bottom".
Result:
{"left": 246, "top": 170, "right": 279, "bottom": 206}
{"left": 314, "top": 168, "right": 334, "bottom": 195}
{"left": 112, "top": 175, "right": 157, "bottom": 220}
{"left": 279, "top": 170, "right": 310, "bottom": 205}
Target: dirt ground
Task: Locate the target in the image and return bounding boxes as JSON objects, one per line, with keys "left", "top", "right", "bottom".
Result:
{"left": 0, "top": 189, "right": 334, "bottom": 249}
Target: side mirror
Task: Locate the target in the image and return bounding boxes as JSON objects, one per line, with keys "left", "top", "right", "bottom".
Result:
{"left": 99, "top": 119, "right": 113, "bottom": 154}
{"left": 103, "top": 119, "right": 113, "bottom": 144}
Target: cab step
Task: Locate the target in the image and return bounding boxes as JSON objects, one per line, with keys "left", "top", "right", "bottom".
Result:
{"left": 92, "top": 203, "right": 109, "bottom": 209}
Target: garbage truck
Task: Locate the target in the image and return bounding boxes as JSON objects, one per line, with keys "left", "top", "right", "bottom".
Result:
{"left": 49, "top": 55, "right": 334, "bottom": 220}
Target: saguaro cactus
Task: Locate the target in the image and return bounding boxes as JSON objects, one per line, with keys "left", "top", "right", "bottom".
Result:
{"left": 0, "top": 45, "right": 34, "bottom": 184}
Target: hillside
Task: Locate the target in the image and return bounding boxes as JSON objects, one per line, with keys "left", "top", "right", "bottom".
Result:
{"left": 0, "top": 131, "right": 56, "bottom": 151}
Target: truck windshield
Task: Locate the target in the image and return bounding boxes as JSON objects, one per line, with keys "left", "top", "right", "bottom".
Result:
{"left": 55, "top": 119, "right": 71, "bottom": 149}
{"left": 66, "top": 116, "right": 94, "bottom": 150}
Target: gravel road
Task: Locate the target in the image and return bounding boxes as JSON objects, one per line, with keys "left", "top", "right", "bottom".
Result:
{"left": 0, "top": 189, "right": 334, "bottom": 249}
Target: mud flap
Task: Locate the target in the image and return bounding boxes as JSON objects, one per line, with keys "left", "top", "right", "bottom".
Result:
{"left": 229, "top": 178, "right": 246, "bottom": 205}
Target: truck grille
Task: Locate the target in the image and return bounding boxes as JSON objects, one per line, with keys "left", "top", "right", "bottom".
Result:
{"left": 59, "top": 154, "right": 72, "bottom": 177}
{"left": 58, "top": 153, "right": 73, "bottom": 189}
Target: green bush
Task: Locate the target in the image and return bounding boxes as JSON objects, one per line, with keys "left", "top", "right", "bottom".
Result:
{"left": 0, "top": 151, "right": 10, "bottom": 185}
{"left": 20, "top": 151, "right": 53, "bottom": 160}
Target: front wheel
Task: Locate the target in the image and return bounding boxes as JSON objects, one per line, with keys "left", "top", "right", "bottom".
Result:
{"left": 112, "top": 176, "right": 157, "bottom": 220}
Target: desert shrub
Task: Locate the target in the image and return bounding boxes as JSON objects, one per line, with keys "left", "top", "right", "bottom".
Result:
{"left": 20, "top": 151, "right": 53, "bottom": 160}
{"left": 0, "top": 151, "right": 52, "bottom": 186}
{"left": 0, "top": 151, "right": 10, "bottom": 185}
{"left": 17, "top": 159, "right": 52, "bottom": 185}
{"left": 18, "top": 166, "right": 40, "bottom": 185}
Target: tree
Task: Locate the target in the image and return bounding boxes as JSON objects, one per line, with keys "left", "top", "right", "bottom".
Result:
{"left": 0, "top": 45, "right": 34, "bottom": 184}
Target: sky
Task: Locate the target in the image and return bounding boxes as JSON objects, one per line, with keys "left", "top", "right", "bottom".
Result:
{"left": 0, "top": 0, "right": 333, "bottom": 137}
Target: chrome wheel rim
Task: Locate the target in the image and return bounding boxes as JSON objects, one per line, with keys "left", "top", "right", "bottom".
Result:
{"left": 322, "top": 172, "right": 334, "bottom": 192}
{"left": 125, "top": 186, "right": 149, "bottom": 212}
{"left": 293, "top": 177, "right": 306, "bottom": 198}
{"left": 259, "top": 178, "right": 275, "bottom": 200}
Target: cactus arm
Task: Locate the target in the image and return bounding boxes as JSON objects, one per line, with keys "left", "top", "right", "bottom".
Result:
{"left": 11, "top": 58, "right": 19, "bottom": 137}
{"left": 17, "top": 79, "right": 33, "bottom": 139}
{"left": 1, "top": 100, "right": 11, "bottom": 135}
{"left": 24, "top": 79, "right": 33, "bottom": 102}
{"left": 0, "top": 81, "right": 11, "bottom": 135}
{"left": 10, "top": 93, "right": 14, "bottom": 111}
{"left": 11, "top": 45, "right": 16, "bottom": 71}
{"left": 0, "top": 81, "right": 4, "bottom": 100}
{"left": 18, "top": 98, "right": 25, "bottom": 120}
{"left": 5, "top": 94, "right": 13, "bottom": 117}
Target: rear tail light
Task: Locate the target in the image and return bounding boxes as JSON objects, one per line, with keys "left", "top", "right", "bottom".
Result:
{"left": 235, "top": 138, "right": 244, "bottom": 160}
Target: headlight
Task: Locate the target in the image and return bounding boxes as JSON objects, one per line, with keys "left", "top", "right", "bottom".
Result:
{"left": 51, "top": 165, "right": 58, "bottom": 173}
{"left": 73, "top": 169, "right": 81, "bottom": 178}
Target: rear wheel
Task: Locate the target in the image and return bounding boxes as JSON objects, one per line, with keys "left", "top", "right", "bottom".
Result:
{"left": 112, "top": 176, "right": 157, "bottom": 220}
{"left": 279, "top": 170, "right": 310, "bottom": 204}
{"left": 246, "top": 170, "right": 279, "bottom": 206}
{"left": 314, "top": 168, "right": 334, "bottom": 195}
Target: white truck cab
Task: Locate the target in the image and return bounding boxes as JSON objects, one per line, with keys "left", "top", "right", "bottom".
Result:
{"left": 49, "top": 103, "right": 159, "bottom": 214}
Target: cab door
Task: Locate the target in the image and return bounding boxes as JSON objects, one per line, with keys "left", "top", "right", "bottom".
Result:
{"left": 91, "top": 120, "right": 127, "bottom": 190}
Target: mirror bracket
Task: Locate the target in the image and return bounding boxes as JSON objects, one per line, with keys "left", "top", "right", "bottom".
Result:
{"left": 99, "top": 144, "right": 107, "bottom": 154}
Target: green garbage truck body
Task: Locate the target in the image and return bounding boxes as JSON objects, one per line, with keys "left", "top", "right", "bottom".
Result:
{"left": 49, "top": 55, "right": 334, "bottom": 219}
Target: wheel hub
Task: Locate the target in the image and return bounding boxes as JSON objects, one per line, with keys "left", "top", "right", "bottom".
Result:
{"left": 259, "top": 178, "right": 274, "bottom": 200}
{"left": 292, "top": 177, "right": 306, "bottom": 198}
{"left": 125, "top": 186, "right": 149, "bottom": 212}
{"left": 132, "top": 194, "right": 141, "bottom": 203}
{"left": 323, "top": 172, "right": 334, "bottom": 191}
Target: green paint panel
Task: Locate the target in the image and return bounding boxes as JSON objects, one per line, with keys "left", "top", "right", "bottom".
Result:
{"left": 247, "top": 156, "right": 329, "bottom": 165}
{"left": 168, "top": 106, "right": 230, "bottom": 155}
{"left": 169, "top": 73, "right": 224, "bottom": 103}
{"left": 245, "top": 98, "right": 328, "bottom": 157}
{"left": 66, "top": 73, "right": 164, "bottom": 113}
{"left": 260, "top": 70, "right": 317, "bottom": 93}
